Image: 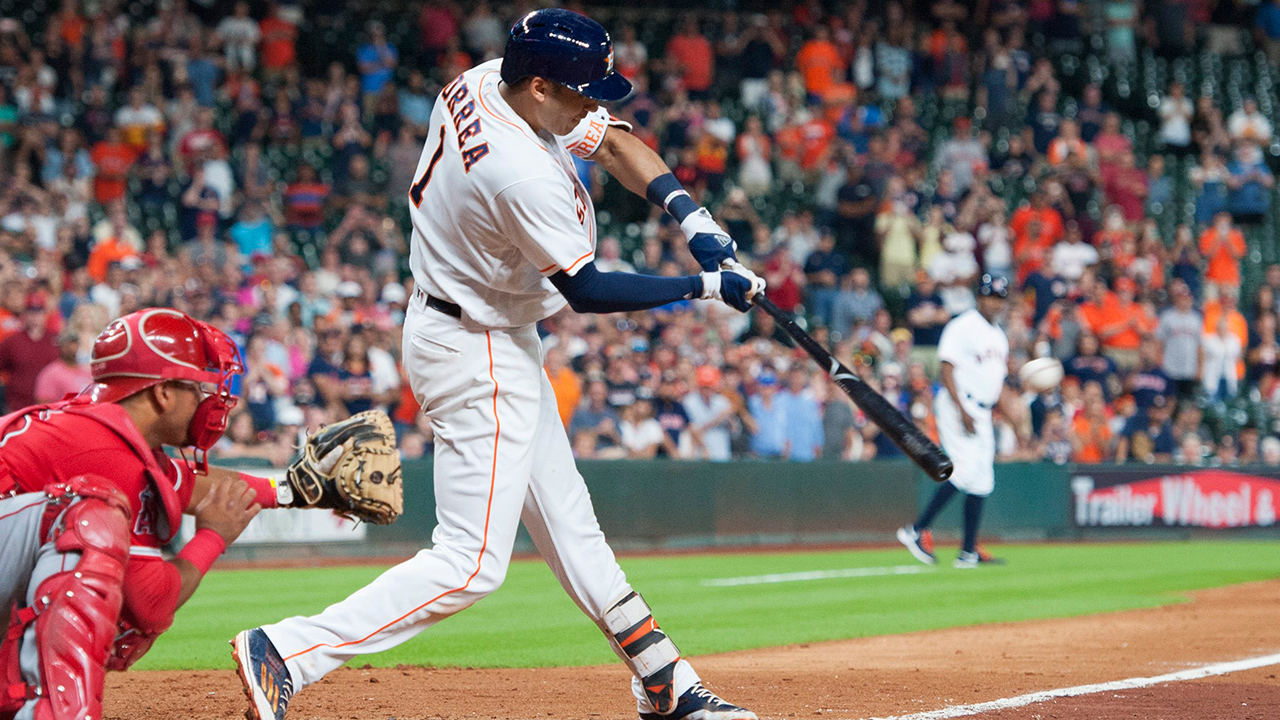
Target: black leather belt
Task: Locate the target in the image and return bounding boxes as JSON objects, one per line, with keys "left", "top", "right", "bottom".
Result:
{"left": 415, "top": 287, "right": 461, "bottom": 319}
{"left": 966, "top": 393, "right": 994, "bottom": 410}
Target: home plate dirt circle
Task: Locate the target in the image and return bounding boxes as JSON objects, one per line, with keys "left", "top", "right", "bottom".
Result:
{"left": 106, "top": 580, "right": 1280, "bottom": 720}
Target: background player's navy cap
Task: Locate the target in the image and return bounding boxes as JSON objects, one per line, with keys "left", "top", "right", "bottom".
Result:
{"left": 501, "top": 9, "right": 632, "bottom": 102}
{"left": 978, "top": 274, "right": 1009, "bottom": 299}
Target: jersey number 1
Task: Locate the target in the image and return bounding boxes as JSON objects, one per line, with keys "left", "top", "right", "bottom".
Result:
{"left": 409, "top": 126, "right": 447, "bottom": 208}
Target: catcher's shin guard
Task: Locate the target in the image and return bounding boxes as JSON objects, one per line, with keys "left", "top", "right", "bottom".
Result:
{"left": 0, "top": 479, "right": 130, "bottom": 720}
{"left": 599, "top": 592, "right": 681, "bottom": 715}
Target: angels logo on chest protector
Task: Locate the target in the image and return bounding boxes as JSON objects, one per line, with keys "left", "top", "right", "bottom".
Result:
{"left": 134, "top": 483, "right": 159, "bottom": 536}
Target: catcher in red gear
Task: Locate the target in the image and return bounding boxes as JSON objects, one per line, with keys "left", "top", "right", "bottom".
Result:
{"left": 0, "top": 309, "right": 287, "bottom": 720}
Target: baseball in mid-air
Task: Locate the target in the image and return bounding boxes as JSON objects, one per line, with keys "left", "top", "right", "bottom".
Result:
{"left": 1018, "top": 357, "right": 1065, "bottom": 393}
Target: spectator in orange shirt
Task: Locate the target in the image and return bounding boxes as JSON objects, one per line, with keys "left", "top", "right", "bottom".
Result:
{"left": 1202, "top": 287, "right": 1249, "bottom": 378}
{"left": 1093, "top": 205, "right": 1133, "bottom": 258}
{"left": 1011, "top": 191, "right": 1065, "bottom": 251}
{"left": 796, "top": 25, "right": 846, "bottom": 101}
{"left": 774, "top": 117, "right": 803, "bottom": 180}
{"left": 1047, "top": 119, "right": 1089, "bottom": 166}
{"left": 88, "top": 127, "right": 136, "bottom": 203}
{"left": 545, "top": 346, "right": 582, "bottom": 428}
{"left": 797, "top": 110, "right": 836, "bottom": 174}
{"left": 1071, "top": 381, "right": 1113, "bottom": 462}
{"left": 1198, "top": 211, "right": 1247, "bottom": 294}
{"left": 1013, "top": 213, "right": 1054, "bottom": 281}
{"left": 1078, "top": 277, "right": 1153, "bottom": 369}
{"left": 49, "top": 0, "right": 87, "bottom": 53}
{"left": 666, "top": 16, "right": 714, "bottom": 99}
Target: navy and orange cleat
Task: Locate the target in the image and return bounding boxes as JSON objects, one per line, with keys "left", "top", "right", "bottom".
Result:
{"left": 232, "top": 628, "right": 294, "bottom": 720}
{"left": 639, "top": 683, "right": 758, "bottom": 720}
{"left": 975, "top": 545, "right": 1006, "bottom": 565}
{"left": 896, "top": 526, "right": 936, "bottom": 565}
{"left": 956, "top": 547, "right": 1006, "bottom": 568}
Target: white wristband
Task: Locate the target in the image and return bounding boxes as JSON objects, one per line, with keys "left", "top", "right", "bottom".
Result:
{"left": 679, "top": 207, "right": 721, "bottom": 240}
{"left": 698, "top": 271, "right": 721, "bottom": 300}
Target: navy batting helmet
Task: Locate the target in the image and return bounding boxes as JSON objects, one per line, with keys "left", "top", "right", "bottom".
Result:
{"left": 500, "top": 9, "right": 632, "bottom": 102}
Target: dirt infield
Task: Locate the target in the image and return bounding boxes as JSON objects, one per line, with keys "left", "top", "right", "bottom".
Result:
{"left": 106, "top": 579, "right": 1280, "bottom": 720}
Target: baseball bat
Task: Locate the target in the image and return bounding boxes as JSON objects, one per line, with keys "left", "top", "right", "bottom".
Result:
{"left": 751, "top": 294, "right": 953, "bottom": 482}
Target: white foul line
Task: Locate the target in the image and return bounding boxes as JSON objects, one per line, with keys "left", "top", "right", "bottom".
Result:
{"left": 864, "top": 651, "right": 1280, "bottom": 720}
{"left": 701, "top": 565, "right": 931, "bottom": 587}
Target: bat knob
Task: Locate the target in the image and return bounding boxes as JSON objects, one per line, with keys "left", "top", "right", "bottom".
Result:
{"left": 933, "top": 458, "right": 954, "bottom": 483}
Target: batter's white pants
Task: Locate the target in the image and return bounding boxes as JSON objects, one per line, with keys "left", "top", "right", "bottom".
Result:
{"left": 933, "top": 391, "right": 995, "bottom": 497}
{"left": 263, "top": 303, "right": 700, "bottom": 711}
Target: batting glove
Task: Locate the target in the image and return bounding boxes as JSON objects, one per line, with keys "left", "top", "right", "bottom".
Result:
{"left": 720, "top": 259, "right": 766, "bottom": 288}
{"left": 700, "top": 268, "right": 766, "bottom": 312}
{"left": 682, "top": 208, "right": 739, "bottom": 271}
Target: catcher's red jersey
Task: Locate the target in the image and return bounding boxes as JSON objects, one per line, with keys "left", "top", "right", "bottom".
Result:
{"left": 0, "top": 399, "right": 197, "bottom": 635}
{"left": 0, "top": 400, "right": 194, "bottom": 555}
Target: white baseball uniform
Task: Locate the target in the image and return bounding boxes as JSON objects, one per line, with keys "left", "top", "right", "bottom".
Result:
{"left": 260, "top": 59, "right": 702, "bottom": 712}
{"left": 933, "top": 308, "right": 1008, "bottom": 497}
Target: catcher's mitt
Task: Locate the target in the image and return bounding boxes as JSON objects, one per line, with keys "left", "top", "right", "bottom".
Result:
{"left": 284, "top": 410, "right": 403, "bottom": 524}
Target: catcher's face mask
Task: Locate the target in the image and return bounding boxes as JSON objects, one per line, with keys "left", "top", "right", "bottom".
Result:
{"left": 184, "top": 320, "right": 244, "bottom": 473}
{"left": 87, "top": 309, "right": 244, "bottom": 474}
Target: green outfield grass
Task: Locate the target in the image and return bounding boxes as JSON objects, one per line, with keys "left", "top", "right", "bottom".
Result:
{"left": 138, "top": 541, "right": 1280, "bottom": 671}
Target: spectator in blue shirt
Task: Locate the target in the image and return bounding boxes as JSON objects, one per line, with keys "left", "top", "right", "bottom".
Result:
{"left": 1066, "top": 333, "right": 1119, "bottom": 399}
{"left": 652, "top": 374, "right": 690, "bottom": 456}
{"left": 337, "top": 336, "right": 376, "bottom": 416}
{"left": 1258, "top": 0, "right": 1280, "bottom": 67}
{"left": 399, "top": 70, "right": 433, "bottom": 134}
{"left": 1115, "top": 394, "right": 1177, "bottom": 463}
{"left": 186, "top": 33, "right": 222, "bottom": 107}
{"left": 1193, "top": 150, "right": 1231, "bottom": 227}
{"left": 1126, "top": 339, "right": 1172, "bottom": 413}
{"left": 778, "top": 369, "right": 824, "bottom": 460}
{"left": 307, "top": 328, "right": 345, "bottom": 407}
{"left": 229, "top": 200, "right": 274, "bottom": 258}
{"left": 831, "top": 267, "right": 884, "bottom": 341}
{"left": 803, "top": 232, "right": 848, "bottom": 329}
{"left": 570, "top": 380, "right": 622, "bottom": 457}
{"left": 357, "top": 22, "right": 399, "bottom": 98}
{"left": 748, "top": 374, "right": 787, "bottom": 458}
{"left": 1228, "top": 143, "right": 1275, "bottom": 225}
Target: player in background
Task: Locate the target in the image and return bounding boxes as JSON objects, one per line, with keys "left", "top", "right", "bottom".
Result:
{"left": 234, "top": 9, "right": 763, "bottom": 720}
{"left": 0, "top": 308, "right": 354, "bottom": 720}
{"left": 897, "top": 275, "right": 1012, "bottom": 568}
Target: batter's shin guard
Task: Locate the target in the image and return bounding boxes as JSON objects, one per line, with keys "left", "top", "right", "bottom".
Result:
{"left": 598, "top": 592, "right": 681, "bottom": 715}
{"left": 3, "top": 479, "right": 130, "bottom": 720}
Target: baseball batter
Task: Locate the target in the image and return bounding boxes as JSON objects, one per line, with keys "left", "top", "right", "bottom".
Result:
{"left": 234, "top": 9, "right": 763, "bottom": 720}
{"left": 897, "top": 275, "right": 1009, "bottom": 568}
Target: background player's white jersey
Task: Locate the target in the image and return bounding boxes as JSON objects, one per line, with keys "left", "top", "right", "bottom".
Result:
{"left": 936, "top": 309, "right": 1009, "bottom": 408}
{"left": 406, "top": 58, "right": 628, "bottom": 329}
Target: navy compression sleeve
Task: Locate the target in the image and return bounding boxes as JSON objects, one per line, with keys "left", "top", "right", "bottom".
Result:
{"left": 549, "top": 261, "right": 702, "bottom": 313}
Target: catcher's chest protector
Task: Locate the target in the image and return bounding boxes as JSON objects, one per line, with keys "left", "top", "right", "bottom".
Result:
{"left": 0, "top": 478, "right": 131, "bottom": 720}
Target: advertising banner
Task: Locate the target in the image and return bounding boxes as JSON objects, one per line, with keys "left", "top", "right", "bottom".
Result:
{"left": 1070, "top": 469, "right": 1280, "bottom": 528}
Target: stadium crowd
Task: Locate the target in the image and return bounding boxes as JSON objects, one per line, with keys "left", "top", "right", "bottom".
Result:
{"left": 3, "top": 0, "right": 1280, "bottom": 467}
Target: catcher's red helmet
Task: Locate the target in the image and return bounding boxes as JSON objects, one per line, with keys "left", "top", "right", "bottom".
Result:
{"left": 87, "top": 308, "right": 243, "bottom": 470}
